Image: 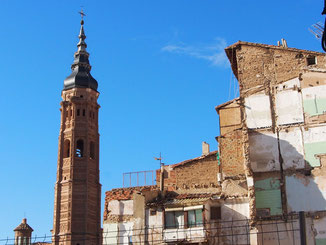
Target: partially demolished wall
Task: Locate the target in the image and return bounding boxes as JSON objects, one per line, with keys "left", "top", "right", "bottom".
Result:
{"left": 218, "top": 41, "right": 326, "bottom": 244}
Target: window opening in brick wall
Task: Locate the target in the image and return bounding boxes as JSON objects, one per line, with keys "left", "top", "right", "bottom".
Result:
{"left": 63, "top": 139, "right": 70, "bottom": 158}
{"left": 211, "top": 206, "right": 221, "bottom": 220}
{"left": 75, "top": 139, "right": 84, "bottom": 158}
{"left": 307, "top": 56, "right": 316, "bottom": 66}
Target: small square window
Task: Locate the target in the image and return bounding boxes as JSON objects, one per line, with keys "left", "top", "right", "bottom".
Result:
{"left": 211, "top": 207, "right": 221, "bottom": 220}
{"left": 307, "top": 56, "right": 316, "bottom": 66}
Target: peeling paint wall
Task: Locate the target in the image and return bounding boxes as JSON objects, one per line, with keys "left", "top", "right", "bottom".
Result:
{"left": 207, "top": 199, "right": 250, "bottom": 245}
{"left": 249, "top": 131, "right": 280, "bottom": 172}
{"left": 303, "top": 125, "right": 326, "bottom": 167}
{"left": 255, "top": 219, "right": 301, "bottom": 245}
{"left": 286, "top": 175, "right": 326, "bottom": 212}
{"left": 279, "top": 128, "right": 305, "bottom": 169}
{"left": 302, "top": 85, "right": 326, "bottom": 117}
{"left": 221, "top": 42, "right": 326, "bottom": 244}
{"left": 145, "top": 208, "right": 163, "bottom": 244}
{"left": 314, "top": 216, "right": 326, "bottom": 245}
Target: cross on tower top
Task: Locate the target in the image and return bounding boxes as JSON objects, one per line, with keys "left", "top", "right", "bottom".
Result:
{"left": 79, "top": 9, "right": 86, "bottom": 19}
{"left": 79, "top": 9, "right": 86, "bottom": 25}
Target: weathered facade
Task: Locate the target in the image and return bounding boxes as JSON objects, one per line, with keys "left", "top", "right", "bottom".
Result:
{"left": 219, "top": 41, "right": 326, "bottom": 244}
{"left": 103, "top": 41, "right": 326, "bottom": 244}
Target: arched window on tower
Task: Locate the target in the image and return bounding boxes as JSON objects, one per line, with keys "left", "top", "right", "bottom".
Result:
{"left": 90, "top": 141, "right": 95, "bottom": 159}
{"left": 63, "top": 139, "right": 70, "bottom": 158}
{"left": 75, "top": 139, "right": 84, "bottom": 158}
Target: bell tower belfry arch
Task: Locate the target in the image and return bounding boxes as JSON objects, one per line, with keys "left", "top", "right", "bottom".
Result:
{"left": 52, "top": 16, "right": 101, "bottom": 245}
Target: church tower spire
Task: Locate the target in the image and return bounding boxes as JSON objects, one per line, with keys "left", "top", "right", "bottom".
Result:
{"left": 63, "top": 16, "right": 98, "bottom": 91}
{"left": 52, "top": 13, "right": 102, "bottom": 245}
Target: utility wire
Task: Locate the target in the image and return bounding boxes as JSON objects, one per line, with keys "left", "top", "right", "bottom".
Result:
{"left": 0, "top": 217, "right": 302, "bottom": 245}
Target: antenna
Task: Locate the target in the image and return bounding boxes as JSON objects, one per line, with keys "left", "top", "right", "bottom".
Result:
{"left": 154, "top": 152, "right": 163, "bottom": 166}
{"left": 309, "top": 21, "right": 324, "bottom": 40}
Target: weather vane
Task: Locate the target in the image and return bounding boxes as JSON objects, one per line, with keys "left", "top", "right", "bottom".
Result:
{"left": 154, "top": 152, "right": 164, "bottom": 166}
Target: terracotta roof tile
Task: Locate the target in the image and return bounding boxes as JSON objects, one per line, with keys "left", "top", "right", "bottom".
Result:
{"left": 171, "top": 151, "right": 218, "bottom": 169}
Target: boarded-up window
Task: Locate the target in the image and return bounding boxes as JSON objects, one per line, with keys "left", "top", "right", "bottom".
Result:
{"left": 210, "top": 207, "right": 221, "bottom": 220}
{"left": 255, "top": 178, "right": 282, "bottom": 216}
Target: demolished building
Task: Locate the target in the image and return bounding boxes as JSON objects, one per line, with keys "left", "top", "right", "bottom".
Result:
{"left": 103, "top": 41, "right": 326, "bottom": 245}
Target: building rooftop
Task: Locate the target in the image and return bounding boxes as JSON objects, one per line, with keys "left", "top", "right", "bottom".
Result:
{"left": 14, "top": 218, "right": 33, "bottom": 232}
{"left": 224, "top": 40, "right": 326, "bottom": 80}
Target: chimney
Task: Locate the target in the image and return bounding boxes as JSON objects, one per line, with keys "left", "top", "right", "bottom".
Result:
{"left": 202, "top": 142, "right": 210, "bottom": 156}
{"left": 281, "top": 38, "right": 288, "bottom": 48}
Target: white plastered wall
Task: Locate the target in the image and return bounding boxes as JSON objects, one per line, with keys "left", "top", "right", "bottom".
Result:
{"left": 275, "top": 78, "right": 304, "bottom": 125}
{"left": 245, "top": 92, "right": 272, "bottom": 129}
{"left": 249, "top": 131, "right": 280, "bottom": 172}
{"left": 107, "top": 200, "right": 134, "bottom": 215}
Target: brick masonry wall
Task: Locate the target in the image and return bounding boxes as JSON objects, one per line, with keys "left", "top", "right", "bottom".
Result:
{"left": 156, "top": 153, "right": 219, "bottom": 192}
{"left": 174, "top": 153, "right": 218, "bottom": 190}
{"left": 218, "top": 129, "right": 245, "bottom": 177}
{"left": 218, "top": 99, "right": 242, "bottom": 136}
{"left": 234, "top": 44, "right": 326, "bottom": 94}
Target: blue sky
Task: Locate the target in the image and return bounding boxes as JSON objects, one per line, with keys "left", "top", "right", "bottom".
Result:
{"left": 0, "top": 0, "right": 323, "bottom": 240}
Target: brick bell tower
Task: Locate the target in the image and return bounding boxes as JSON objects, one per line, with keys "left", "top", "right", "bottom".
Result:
{"left": 52, "top": 15, "right": 101, "bottom": 245}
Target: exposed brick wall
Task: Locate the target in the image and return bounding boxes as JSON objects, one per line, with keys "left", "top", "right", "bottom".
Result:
{"left": 174, "top": 153, "right": 218, "bottom": 190}
{"left": 218, "top": 129, "right": 245, "bottom": 177}
{"left": 217, "top": 98, "right": 242, "bottom": 136}
{"left": 156, "top": 152, "right": 219, "bottom": 192}
{"left": 226, "top": 42, "right": 326, "bottom": 94}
